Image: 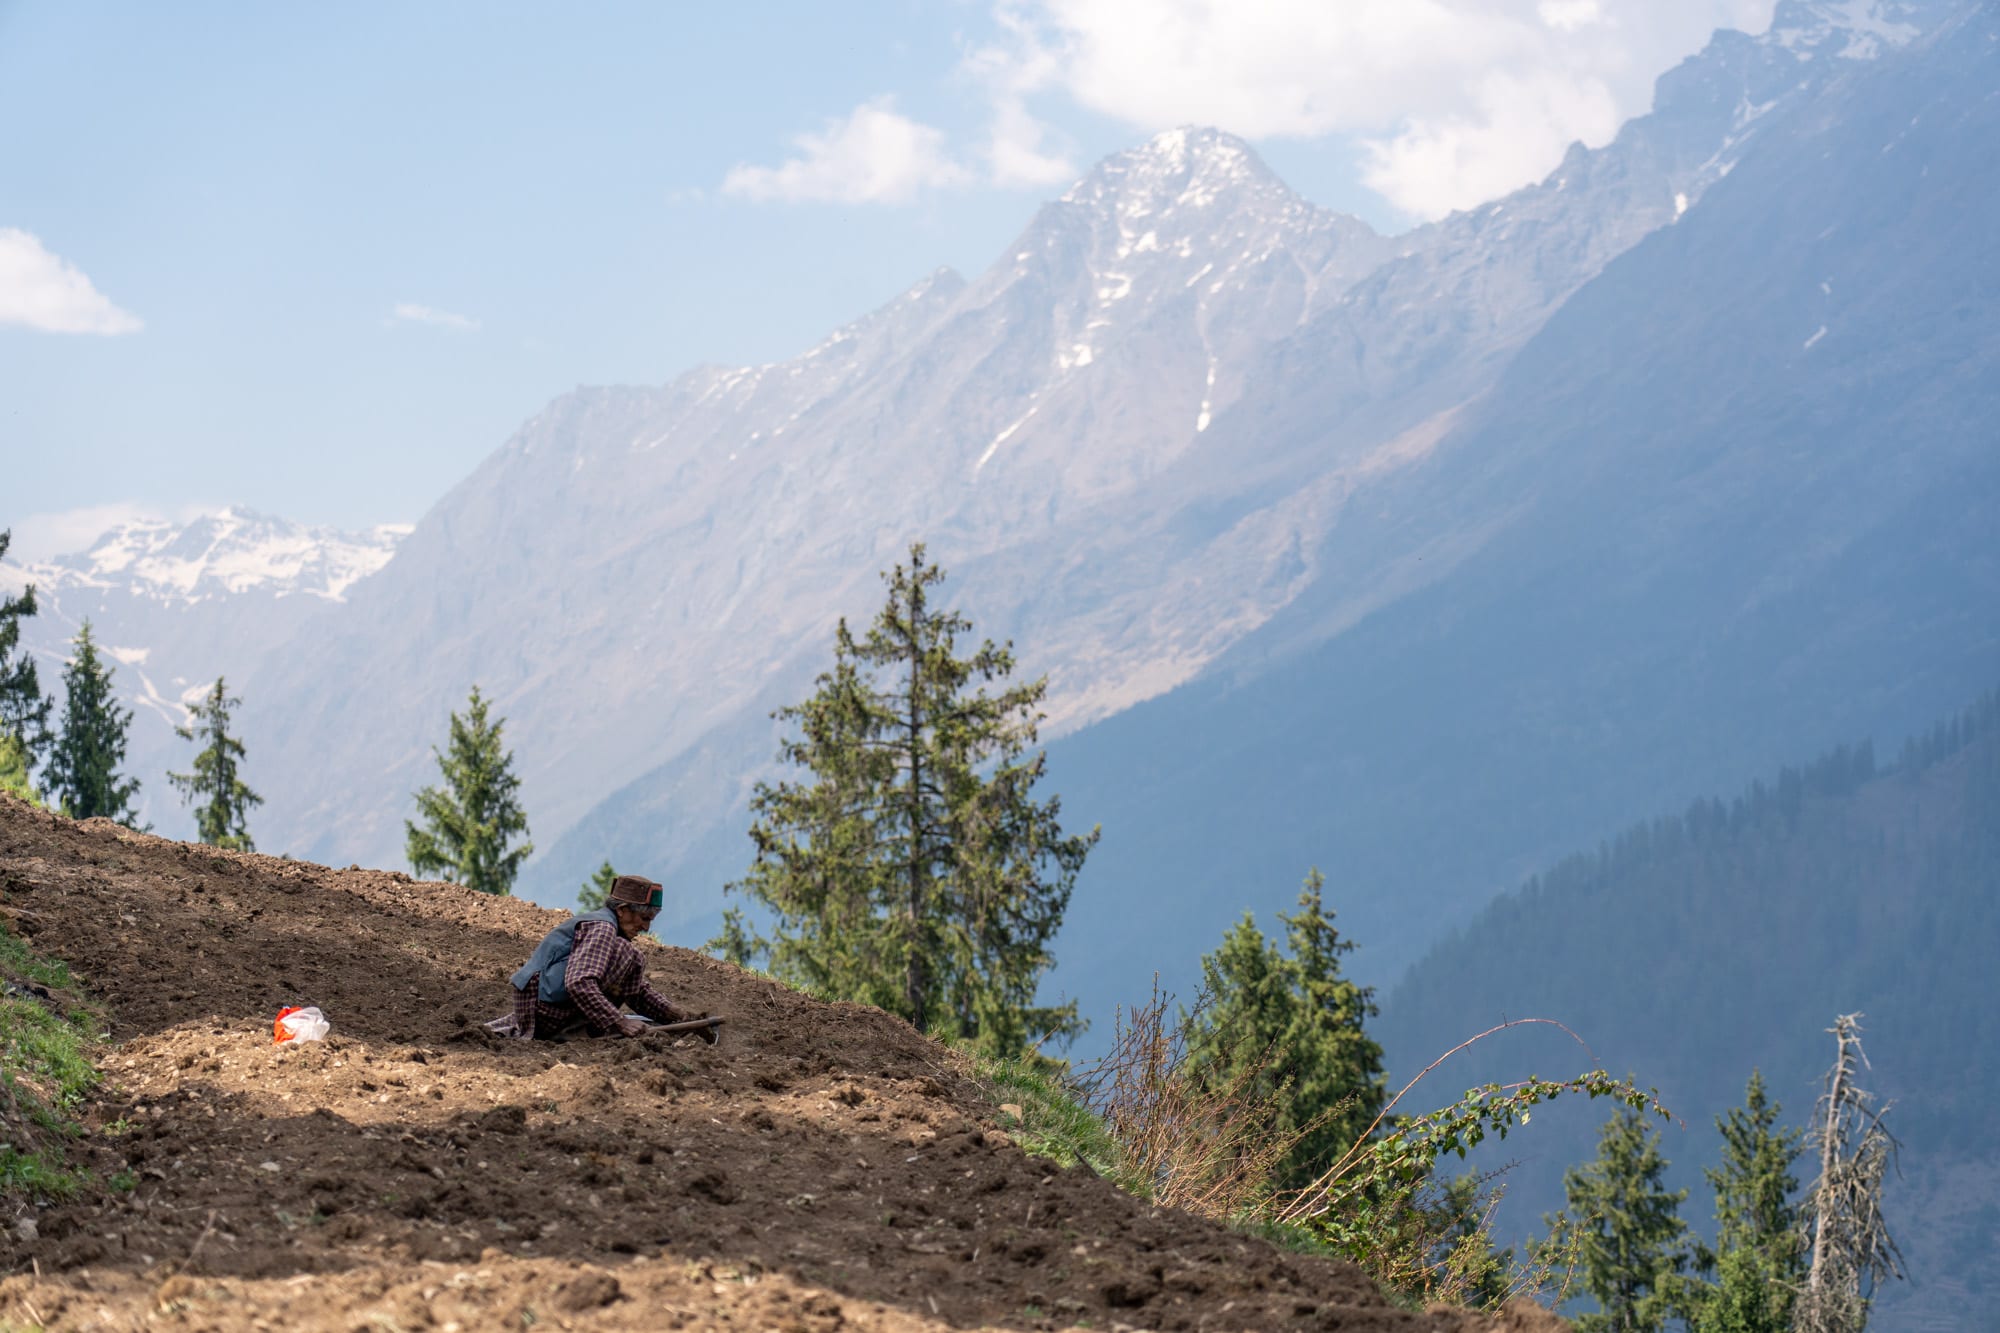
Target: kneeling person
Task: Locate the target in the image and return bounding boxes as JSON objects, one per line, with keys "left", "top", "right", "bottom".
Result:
{"left": 510, "top": 874, "right": 691, "bottom": 1039}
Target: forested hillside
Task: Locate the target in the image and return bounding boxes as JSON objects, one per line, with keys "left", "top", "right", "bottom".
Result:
{"left": 1040, "top": 0, "right": 2000, "bottom": 1039}
{"left": 1376, "top": 691, "right": 2000, "bottom": 1329}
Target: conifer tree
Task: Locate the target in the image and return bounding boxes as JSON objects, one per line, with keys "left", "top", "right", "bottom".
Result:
{"left": 722, "top": 543, "right": 1098, "bottom": 1056}
{"left": 0, "top": 529, "right": 54, "bottom": 776}
{"left": 405, "top": 685, "right": 533, "bottom": 896}
{"left": 0, "top": 731, "right": 39, "bottom": 806}
{"left": 1692, "top": 1070, "right": 1805, "bottom": 1333}
{"left": 167, "top": 677, "right": 262, "bottom": 851}
{"left": 1549, "top": 1104, "right": 1695, "bottom": 1333}
{"left": 709, "top": 906, "right": 758, "bottom": 968}
{"left": 577, "top": 859, "right": 617, "bottom": 911}
{"left": 1186, "top": 868, "right": 1386, "bottom": 1187}
{"left": 46, "top": 621, "right": 143, "bottom": 825}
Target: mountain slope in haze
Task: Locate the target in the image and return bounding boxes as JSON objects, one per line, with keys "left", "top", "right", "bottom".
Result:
{"left": 16, "top": 1, "right": 1971, "bottom": 1010}
{"left": 1373, "top": 692, "right": 2000, "bottom": 1331}
{"left": 1035, "top": 0, "right": 1998, "bottom": 1035}
{"left": 243, "top": 128, "right": 1409, "bottom": 878}
{"left": 521, "top": 0, "right": 1939, "bottom": 916}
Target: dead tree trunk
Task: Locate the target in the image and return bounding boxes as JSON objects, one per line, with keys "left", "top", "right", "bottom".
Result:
{"left": 1794, "top": 1013, "right": 1903, "bottom": 1333}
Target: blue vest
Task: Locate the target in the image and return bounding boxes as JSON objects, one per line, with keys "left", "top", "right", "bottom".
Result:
{"left": 511, "top": 908, "right": 620, "bottom": 1006}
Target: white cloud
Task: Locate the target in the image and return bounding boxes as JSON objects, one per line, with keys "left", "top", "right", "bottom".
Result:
{"left": 1361, "top": 67, "right": 1623, "bottom": 218}
{"left": 723, "top": 97, "right": 972, "bottom": 205}
{"left": 389, "top": 302, "right": 480, "bottom": 332}
{"left": 0, "top": 228, "right": 143, "bottom": 335}
{"left": 985, "top": 0, "right": 1779, "bottom": 218}
{"left": 964, "top": 6, "right": 1081, "bottom": 189}
{"left": 1537, "top": 0, "right": 1605, "bottom": 32}
{"left": 3, "top": 502, "right": 209, "bottom": 565}
{"left": 985, "top": 98, "right": 1080, "bottom": 189}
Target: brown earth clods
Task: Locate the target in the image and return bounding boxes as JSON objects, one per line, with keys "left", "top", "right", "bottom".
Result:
{"left": 0, "top": 795, "right": 1564, "bottom": 1332}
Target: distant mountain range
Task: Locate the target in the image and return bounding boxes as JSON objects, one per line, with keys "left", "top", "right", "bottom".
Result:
{"left": 0, "top": 509, "right": 406, "bottom": 835}
{"left": 27, "top": 508, "right": 405, "bottom": 605}
{"left": 1040, "top": 0, "right": 1999, "bottom": 1022}
{"left": 9, "top": 0, "right": 1988, "bottom": 996}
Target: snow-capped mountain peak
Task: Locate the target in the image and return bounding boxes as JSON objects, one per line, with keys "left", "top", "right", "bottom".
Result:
{"left": 35, "top": 507, "right": 408, "bottom": 605}
{"left": 1047, "top": 126, "right": 1376, "bottom": 269}
{"left": 977, "top": 127, "right": 1389, "bottom": 392}
{"left": 1061, "top": 127, "right": 1292, "bottom": 216}
{"left": 1770, "top": 0, "right": 1927, "bottom": 61}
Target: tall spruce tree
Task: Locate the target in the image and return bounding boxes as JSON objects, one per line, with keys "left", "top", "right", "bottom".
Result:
{"left": 1692, "top": 1070, "right": 1805, "bottom": 1333}
{"left": 577, "top": 859, "right": 617, "bottom": 911}
{"left": 1550, "top": 1104, "right": 1695, "bottom": 1333}
{"left": 722, "top": 543, "right": 1098, "bottom": 1056}
{"left": 405, "top": 685, "right": 533, "bottom": 896}
{"left": 46, "top": 621, "right": 143, "bottom": 825}
{"left": 1186, "top": 868, "right": 1386, "bottom": 1188}
{"left": 0, "top": 529, "right": 55, "bottom": 777}
{"left": 167, "top": 677, "right": 262, "bottom": 851}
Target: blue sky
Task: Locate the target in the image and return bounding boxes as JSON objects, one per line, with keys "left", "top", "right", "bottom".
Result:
{"left": 2, "top": 0, "right": 1774, "bottom": 558}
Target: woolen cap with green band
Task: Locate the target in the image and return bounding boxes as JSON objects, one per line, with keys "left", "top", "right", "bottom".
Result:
{"left": 608, "top": 875, "right": 664, "bottom": 911}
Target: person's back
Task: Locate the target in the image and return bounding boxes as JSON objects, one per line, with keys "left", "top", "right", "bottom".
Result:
{"left": 500, "top": 874, "right": 703, "bottom": 1040}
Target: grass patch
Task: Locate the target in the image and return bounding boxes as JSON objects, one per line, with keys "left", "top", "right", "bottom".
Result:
{"left": 955, "top": 1044, "right": 1130, "bottom": 1184}
{"left": 0, "top": 926, "right": 77, "bottom": 994}
{"left": 0, "top": 926, "right": 102, "bottom": 1199}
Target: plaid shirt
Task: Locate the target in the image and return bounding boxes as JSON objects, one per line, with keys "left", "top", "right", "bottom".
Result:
{"left": 511, "top": 918, "right": 682, "bottom": 1038}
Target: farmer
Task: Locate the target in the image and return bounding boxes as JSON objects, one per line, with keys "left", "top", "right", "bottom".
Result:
{"left": 504, "top": 874, "right": 713, "bottom": 1041}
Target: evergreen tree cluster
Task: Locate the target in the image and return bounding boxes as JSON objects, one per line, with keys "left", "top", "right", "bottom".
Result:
{"left": 2, "top": 533, "right": 540, "bottom": 889}
{"left": 1544, "top": 1026, "right": 1907, "bottom": 1333}
{"left": 1184, "top": 868, "right": 1386, "bottom": 1189}
{"left": 1546, "top": 1072, "right": 1809, "bottom": 1333}
{"left": 3, "top": 528, "right": 279, "bottom": 845}
{"left": 1377, "top": 688, "right": 2000, "bottom": 1236}
{"left": 718, "top": 544, "right": 1098, "bottom": 1057}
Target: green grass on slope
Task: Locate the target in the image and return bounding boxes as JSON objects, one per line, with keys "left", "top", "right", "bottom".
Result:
{"left": 0, "top": 926, "right": 102, "bottom": 1198}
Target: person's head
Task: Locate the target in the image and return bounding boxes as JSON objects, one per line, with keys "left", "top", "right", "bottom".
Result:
{"left": 605, "top": 874, "right": 664, "bottom": 938}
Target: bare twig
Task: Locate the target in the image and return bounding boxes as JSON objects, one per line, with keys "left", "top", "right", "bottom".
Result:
{"left": 1279, "top": 1016, "right": 1602, "bottom": 1220}
{"left": 184, "top": 1209, "right": 220, "bottom": 1273}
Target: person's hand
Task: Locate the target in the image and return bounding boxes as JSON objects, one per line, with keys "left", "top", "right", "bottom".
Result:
{"left": 615, "top": 1015, "right": 649, "bottom": 1038}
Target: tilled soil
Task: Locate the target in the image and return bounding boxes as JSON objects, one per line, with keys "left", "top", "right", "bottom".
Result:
{"left": 0, "top": 796, "right": 1563, "bottom": 1332}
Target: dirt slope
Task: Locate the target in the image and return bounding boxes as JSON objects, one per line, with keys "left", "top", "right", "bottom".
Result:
{"left": 0, "top": 796, "right": 1562, "bottom": 1332}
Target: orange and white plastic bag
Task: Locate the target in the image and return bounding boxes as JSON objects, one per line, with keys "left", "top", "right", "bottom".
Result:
{"left": 273, "top": 1005, "right": 330, "bottom": 1044}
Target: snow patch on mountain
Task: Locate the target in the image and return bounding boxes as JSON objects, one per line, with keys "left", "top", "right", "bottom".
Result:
{"left": 1771, "top": 0, "right": 1925, "bottom": 60}
{"left": 24, "top": 507, "right": 409, "bottom": 605}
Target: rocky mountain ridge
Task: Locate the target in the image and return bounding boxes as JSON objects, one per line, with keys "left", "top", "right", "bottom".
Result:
{"left": 10, "top": 0, "right": 1967, "bottom": 890}
{"left": 18, "top": 507, "right": 407, "bottom": 606}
